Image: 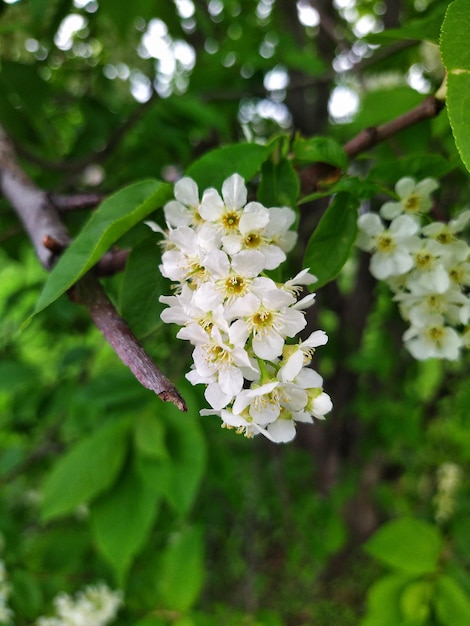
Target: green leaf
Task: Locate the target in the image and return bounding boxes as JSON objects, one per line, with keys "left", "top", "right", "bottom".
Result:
{"left": 185, "top": 142, "right": 274, "bottom": 191}
{"left": 400, "top": 580, "right": 433, "bottom": 624}
{"left": 365, "top": 3, "right": 447, "bottom": 44}
{"left": 33, "top": 180, "right": 172, "bottom": 317}
{"left": 157, "top": 526, "right": 205, "bottom": 611}
{"left": 292, "top": 136, "right": 348, "bottom": 170}
{"left": 41, "top": 419, "right": 130, "bottom": 521}
{"left": 440, "top": 0, "right": 470, "bottom": 173}
{"left": 369, "top": 154, "right": 455, "bottom": 185}
{"left": 134, "top": 411, "right": 169, "bottom": 461}
{"left": 10, "top": 569, "right": 43, "bottom": 620}
{"left": 303, "top": 192, "right": 359, "bottom": 289}
{"left": 90, "top": 467, "right": 160, "bottom": 584}
{"left": 162, "top": 396, "right": 207, "bottom": 516}
{"left": 364, "top": 518, "right": 443, "bottom": 575}
{"left": 119, "top": 235, "right": 167, "bottom": 338}
{"left": 434, "top": 575, "right": 470, "bottom": 626}
{"left": 258, "top": 158, "right": 300, "bottom": 209}
{"left": 361, "top": 573, "right": 415, "bottom": 626}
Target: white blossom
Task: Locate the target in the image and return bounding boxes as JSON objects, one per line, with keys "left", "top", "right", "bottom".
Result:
{"left": 36, "top": 583, "right": 122, "bottom": 626}
{"left": 380, "top": 177, "right": 438, "bottom": 220}
{"left": 357, "top": 213, "right": 420, "bottom": 279}
{"left": 156, "top": 173, "right": 331, "bottom": 443}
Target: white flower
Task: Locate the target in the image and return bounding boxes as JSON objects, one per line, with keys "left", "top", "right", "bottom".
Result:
{"left": 278, "top": 330, "right": 328, "bottom": 382}
{"left": 199, "top": 173, "right": 247, "bottom": 236}
{"left": 380, "top": 177, "right": 438, "bottom": 220}
{"left": 421, "top": 211, "right": 470, "bottom": 262}
{"left": 157, "top": 173, "right": 331, "bottom": 443}
{"left": 164, "top": 177, "right": 203, "bottom": 228}
{"left": 357, "top": 213, "right": 420, "bottom": 279}
{"left": 395, "top": 285, "right": 470, "bottom": 327}
{"left": 37, "top": 583, "right": 122, "bottom": 626}
{"left": 183, "top": 326, "right": 258, "bottom": 397}
{"left": 221, "top": 201, "right": 287, "bottom": 270}
{"left": 403, "top": 317, "right": 462, "bottom": 361}
{"left": 229, "top": 281, "right": 306, "bottom": 360}
{"left": 263, "top": 206, "right": 297, "bottom": 252}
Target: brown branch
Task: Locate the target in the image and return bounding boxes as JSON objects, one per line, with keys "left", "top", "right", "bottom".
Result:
{"left": 49, "top": 191, "right": 105, "bottom": 212}
{"left": 300, "top": 96, "right": 445, "bottom": 193}
{"left": 0, "top": 126, "right": 71, "bottom": 270}
{"left": 343, "top": 95, "right": 445, "bottom": 158}
{"left": 0, "top": 122, "right": 186, "bottom": 411}
{"left": 70, "top": 274, "right": 187, "bottom": 411}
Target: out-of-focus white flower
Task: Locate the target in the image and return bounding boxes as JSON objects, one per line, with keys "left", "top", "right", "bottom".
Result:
{"left": 380, "top": 177, "right": 438, "bottom": 220}
{"left": 434, "top": 462, "right": 462, "bottom": 524}
{"left": 403, "top": 317, "right": 462, "bottom": 360}
{"left": 358, "top": 177, "right": 470, "bottom": 362}
{"left": 36, "top": 582, "right": 122, "bottom": 626}
{"left": 357, "top": 213, "right": 420, "bottom": 279}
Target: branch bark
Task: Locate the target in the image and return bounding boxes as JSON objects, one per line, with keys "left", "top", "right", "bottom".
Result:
{"left": 0, "top": 123, "right": 187, "bottom": 412}
{"left": 300, "top": 95, "right": 445, "bottom": 193}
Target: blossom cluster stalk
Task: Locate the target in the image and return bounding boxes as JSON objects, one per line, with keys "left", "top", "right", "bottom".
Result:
{"left": 153, "top": 173, "right": 332, "bottom": 443}
{"left": 357, "top": 177, "right": 470, "bottom": 360}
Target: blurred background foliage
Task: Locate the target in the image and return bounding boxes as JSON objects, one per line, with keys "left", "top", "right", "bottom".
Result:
{"left": 1, "top": 0, "right": 470, "bottom": 624}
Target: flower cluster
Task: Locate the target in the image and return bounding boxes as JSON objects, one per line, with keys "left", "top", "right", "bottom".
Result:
{"left": 0, "top": 560, "right": 13, "bottom": 625}
{"left": 36, "top": 583, "right": 122, "bottom": 626}
{"left": 357, "top": 177, "right": 470, "bottom": 360}
{"left": 434, "top": 462, "right": 462, "bottom": 524}
{"left": 154, "top": 173, "right": 332, "bottom": 443}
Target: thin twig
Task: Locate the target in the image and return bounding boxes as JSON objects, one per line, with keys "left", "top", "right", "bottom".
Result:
{"left": 70, "top": 273, "right": 187, "bottom": 411}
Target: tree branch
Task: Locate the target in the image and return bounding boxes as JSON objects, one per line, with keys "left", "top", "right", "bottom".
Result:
{"left": 343, "top": 95, "right": 445, "bottom": 159}
{"left": 0, "top": 126, "right": 70, "bottom": 270}
{"left": 70, "top": 274, "right": 187, "bottom": 410}
{"left": 0, "top": 122, "right": 186, "bottom": 412}
{"left": 300, "top": 95, "right": 445, "bottom": 192}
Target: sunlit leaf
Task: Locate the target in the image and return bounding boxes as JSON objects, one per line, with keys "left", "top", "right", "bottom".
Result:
{"left": 364, "top": 518, "right": 443, "bottom": 575}
{"left": 440, "top": 0, "right": 470, "bottom": 173}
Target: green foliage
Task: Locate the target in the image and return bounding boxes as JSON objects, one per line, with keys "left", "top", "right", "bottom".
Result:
{"left": 2, "top": 0, "right": 470, "bottom": 625}
{"left": 33, "top": 180, "right": 172, "bottom": 316}
{"left": 364, "top": 517, "right": 443, "bottom": 575}
{"left": 185, "top": 142, "right": 274, "bottom": 191}
{"left": 440, "top": 0, "right": 470, "bottom": 173}
{"left": 303, "top": 192, "right": 359, "bottom": 289}
{"left": 41, "top": 418, "right": 131, "bottom": 521}
{"left": 119, "top": 235, "right": 168, "bottom": 338}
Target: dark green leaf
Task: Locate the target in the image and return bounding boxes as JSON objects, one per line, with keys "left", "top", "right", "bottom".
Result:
{"left": 90, "top": 467, "right": 160, "bottom": 584}
{"left": 258, "top": 158, "right": 300, "bottom": 209}
{"left": 365, "top": 3, "right": 447, "bottom": 44}
{"left": 364, "top": 518, "right": 443, "bottom": 575}
{"left": 303, "top": 192, "right": 359, "bottom": 289}
{"left": 119, "top": 235, "right": 168, "bottom": 338}
{"left": 293, "top": 136, "right": 348, "bottom": 170}
{"left": 41, "top": 419, "right": 130, "bottom": 521}
{"left": 440, "top": 0, "right": 470, "bottom": 173}
{"left": 32, "top": 180, "right": 172, "bottom": 317}
{"left": 185, "top": 142, "right": 274, "bottom": 191}
{"left": 369, "top": 154, "right": 455, "bottom": 185}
